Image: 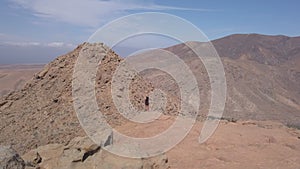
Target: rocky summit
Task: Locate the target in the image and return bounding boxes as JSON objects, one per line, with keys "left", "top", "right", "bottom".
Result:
{"left": 0, "top": 43, "right": 177, "bottom": 169}
{"left": 0, "top": 43, "right": 177, "bottom": 153}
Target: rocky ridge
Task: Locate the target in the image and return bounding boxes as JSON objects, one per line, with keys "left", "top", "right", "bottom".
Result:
{"left": 0, "top": 43, "right": 180, "bottom": 155}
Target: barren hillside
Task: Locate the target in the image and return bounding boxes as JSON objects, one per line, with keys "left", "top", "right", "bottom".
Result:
{"left": 141, "top": 34, "right": 300, "bottom": 127}
{"left": 0, "top": 35, "right": 300, "bottom": 169}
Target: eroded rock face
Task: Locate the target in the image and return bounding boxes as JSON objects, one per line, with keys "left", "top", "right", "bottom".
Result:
{"left": 0, "top": 146, "right": 25, "bottom": 169}
{"left": 22, "top": 137, "right": 169, "bottom": 169}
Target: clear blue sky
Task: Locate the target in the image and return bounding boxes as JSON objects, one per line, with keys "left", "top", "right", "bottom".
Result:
{"left": 0, "top": 0, "right": 299, "bottom": 64}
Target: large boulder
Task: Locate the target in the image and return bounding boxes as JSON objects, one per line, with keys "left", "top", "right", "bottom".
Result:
{"left": 22, "top": 137, "right": 169, "bottom": 169}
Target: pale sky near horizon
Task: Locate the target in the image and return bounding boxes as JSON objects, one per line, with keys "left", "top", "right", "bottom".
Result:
{"left": 0, "top": 0, "right": 299, "bottom": 64}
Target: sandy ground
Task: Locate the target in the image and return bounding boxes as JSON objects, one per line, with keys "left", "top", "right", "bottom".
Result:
{"left": 0, "top": 64, "right": 43, "bottom": 96}
{"left": 116, "top": 116, "right": 300, "bottom": 169}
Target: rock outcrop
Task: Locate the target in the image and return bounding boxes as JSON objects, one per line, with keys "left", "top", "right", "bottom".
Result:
{"left": 22, "top": 136, "right": 169, "bottom": 169}
{"left": 0, "top": 146, "right": 25, "bottom": 169}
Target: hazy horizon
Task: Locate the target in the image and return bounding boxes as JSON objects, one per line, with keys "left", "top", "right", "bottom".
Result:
{"left": 1, "top": 0, "right": 299, "bottom": 64}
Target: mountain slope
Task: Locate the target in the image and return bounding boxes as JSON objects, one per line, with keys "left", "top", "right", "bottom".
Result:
{"left": 140, "top": 34, "right": 300, "bottom": 126}
{"left": 0, "top": 43, "right": 166, "bottom": 154}
{"left": 0, "top": 35, "right": 300, "bottom": 169}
